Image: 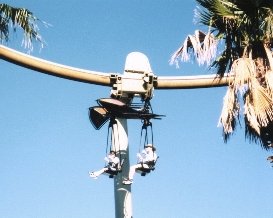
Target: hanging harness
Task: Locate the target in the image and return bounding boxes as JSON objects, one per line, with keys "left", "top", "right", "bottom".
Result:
{"left": 136, "top": 119, "right": 159, "bottom": 176}
{"left": 104, "top": 119, "right": 124, "bottom": 178}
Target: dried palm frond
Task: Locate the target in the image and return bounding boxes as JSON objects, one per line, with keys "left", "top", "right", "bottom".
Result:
{"left": 244, "top": 82, "right": 273, "bottom": 149}
{"left": 244, "top": 115, "right": 262, "bottom": 146}
{"left": 265, "top": 70, "right": 273, "bottom": 96}
{"left": 170, "top": 30, "right": 217, "bottom": 67}
{"left": 220, "top": 56, "right": 273, "bottom": 142}
{"left": 188, "top": 33, "right": 201, "bottom": 62}
{"left": 218, "top": 86, "right": 240, "bottom": 140}
{"left": 172, "top": 0, "right": 273, "bottom": 147}
{"left": 245, "top": 117, "right": 273, "bottom": 150}
{"left": 244, "top": 92, "right": 261, "bottom": 134}
{"left": 264, "top": 45, "right": 273, "bottom": 70}
{"left": 248, "top": 82, "right": 273, "bottom": 127}
{"left": 201, "top": 31, "right": 218, "bottom": 66}
{"left": 230, "top": 58, "right": 256, "bottom": 94}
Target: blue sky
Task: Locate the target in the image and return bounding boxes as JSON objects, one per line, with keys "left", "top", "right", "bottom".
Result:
{"left": 1, "top": 1, "right": 273, "bottom": 218}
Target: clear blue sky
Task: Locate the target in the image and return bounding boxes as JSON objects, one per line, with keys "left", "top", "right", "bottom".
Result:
{"left": 1, "top": 1, "right": 273, "bottom": 218}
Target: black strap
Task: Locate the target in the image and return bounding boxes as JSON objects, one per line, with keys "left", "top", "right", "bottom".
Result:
{"left": 139, "top": 119, "right": 154, "bottom": 149}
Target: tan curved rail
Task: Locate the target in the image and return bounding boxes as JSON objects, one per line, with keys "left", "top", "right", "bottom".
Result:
{"left": 0, "top": 45, "right": 231, "bottom": 89}
{"left": 156, "top": 75, "right": 231, "bottom": 89}
{"left": 0, "top": 45, "right": 112, "bottom": 86}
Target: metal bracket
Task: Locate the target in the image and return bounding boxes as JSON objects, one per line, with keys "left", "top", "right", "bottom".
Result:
{"left": 110, "top": 71, "right": 157, "bottom": 100}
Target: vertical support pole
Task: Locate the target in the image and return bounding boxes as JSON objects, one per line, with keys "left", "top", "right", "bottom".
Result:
{"left": 109, "top": 52, "right": 153, "bottom": 217}
{"left": 112, "top": 118, "right": 132, "bottom": 218}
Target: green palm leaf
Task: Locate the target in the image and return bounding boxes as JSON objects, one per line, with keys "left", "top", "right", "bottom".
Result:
{"left": 0, "top": 3, "right": 46, "bottom": 51}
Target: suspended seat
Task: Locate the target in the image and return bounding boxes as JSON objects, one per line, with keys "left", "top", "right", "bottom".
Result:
{"left": 104, "top": 159, "right": 125, "bottom": 178}
{"left": 135, "top": 118, "right": 159, "bottom": 176}
{"left": 136, "top": 156, "right": 159, "bottom": 176}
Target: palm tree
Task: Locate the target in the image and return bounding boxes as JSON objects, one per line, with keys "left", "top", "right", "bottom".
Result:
{"left": 171, "top": 0, "right": 273, "bottom": 149}
{"left": 0, "top": 3, "right": 45, "bottom": 51}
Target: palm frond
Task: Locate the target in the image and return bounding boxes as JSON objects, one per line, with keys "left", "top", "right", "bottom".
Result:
{"left": 0, "top": 3, "right": 46, "bottom": 51}
{"left": 244, "top": 93, "right": 261, "bottom": 134}
{"left": 260, "top": 6, "right": 273, "bottom": 41}
{"left": 230, "top": 58, "right": 256, "bottom": 94}
{"left": 219, "top": 56, "right": 273, "bottom": 145}
{"left": 245, "top": 110, "right": 273, "bottom": 150}
{"left": 218, "top": 86, "right": 240, "bottom": 141}
{"left": 260, "top": 122, "right": 273, "bottom": 149}
{"left": 210, "top": 49, "right": 234, "bottom": 75}
{"left": 265, "top": 70, "right": 273, "bottom": 95}
{"left": 242, "top": 79, "right": 273, "bottom": 148}
{"left": 264, "top": 45, "right": 273, "bottom": 70}
{"left": 212, "top": 0, "right": 238, "bottom": 18}
{"left": 250, "top": 81, "right": 273, "bottom": 126}
{"left": 170, "top": 30, "right": 217, "bottom": 67}
{"left": 172, "top": 0, "right": 273, "bottom": 148}
{"left": 244, "top": 115, "right": 263, "bottom": 146}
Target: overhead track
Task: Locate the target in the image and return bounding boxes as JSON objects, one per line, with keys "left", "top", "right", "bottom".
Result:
{"left": 0, "top": 45, "right": 232, "bottom": 89}
{"left": 0, "top": 45, "right": 111, "bottom": 86}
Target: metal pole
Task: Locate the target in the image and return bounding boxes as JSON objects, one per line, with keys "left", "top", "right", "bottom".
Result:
{"left": 112, "top": 118, "right": 132, "bottom": 218}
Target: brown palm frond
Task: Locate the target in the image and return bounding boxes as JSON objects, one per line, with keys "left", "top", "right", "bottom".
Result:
{"left": 201, "top": 31, "right": 218, "bottom": 66}
{"left": 173, "top": 0, "right": 273, "bottom": 147}
{"left": 170, "top": 36, "right": 190, "bottom": 67}
{"left": 188, "top": 33, "right": 201, "bottom": 60}
{"left": 244, "top": 92, "right": 261, "bottom": 134}
{"left": 244, "top": 114, "right": 262, "bottom": 146}
{"left": 250, "top": 82, "right": 273, "bottom": 127}
{"left": 220, "top": 56, "right": 273, "bottom": 141}
{"left": 230, "top": 58, "right": 256, "bottom": 94}
{"left": 265, "top": 70, "right": 273, "bottom": 96}
{"left": 218, "top": 86, "right": 240, "bottom": 138}
{"left": 170, "top": 30, "right": 217, "bottom": 67}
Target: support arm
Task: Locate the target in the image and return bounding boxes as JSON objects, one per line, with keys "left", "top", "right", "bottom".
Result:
{"left": 0, "top": 45, "right": 112, "bottom": 86}
{"left": 155, "top": 75, "right": 231, "bottom": 89}
{"left": 0, "top": 45, "right": 232, "bottom": 89}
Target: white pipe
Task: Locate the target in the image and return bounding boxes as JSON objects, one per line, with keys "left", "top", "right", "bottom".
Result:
{"left": 112, "top": 119, "right": 132, "bottom": 218}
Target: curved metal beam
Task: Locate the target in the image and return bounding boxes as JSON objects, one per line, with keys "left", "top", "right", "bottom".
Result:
{"left": 0, "top": 45, "right": 232, "bottom": 89}
{"left": 156, "top": 75, "right": 231, "bottom": 89}
{"left": 0, "top": 45, "right": 112, "bottom": 86}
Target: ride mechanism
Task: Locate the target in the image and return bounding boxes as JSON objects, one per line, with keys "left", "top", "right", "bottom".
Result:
{"left": 0, "top": 45, "right": 231, "bottom": 218}
{"left": 2, "top": 42, "right": 273, "bottom": 216}
{"left": 88, "top": 52, "right": 163, "bottom": 218}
